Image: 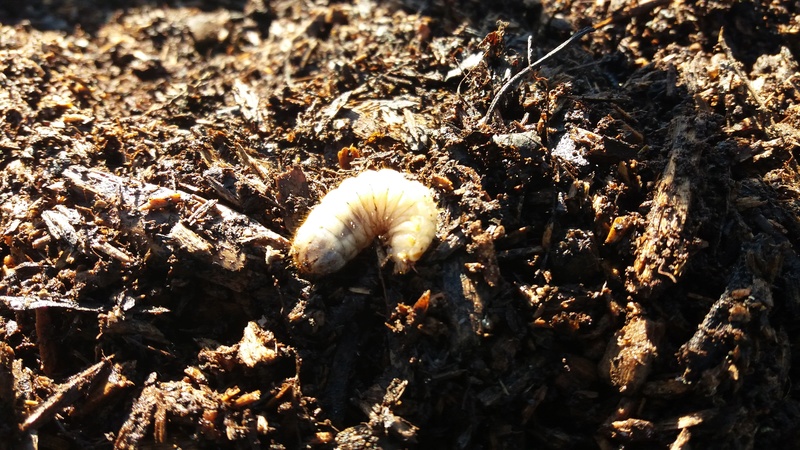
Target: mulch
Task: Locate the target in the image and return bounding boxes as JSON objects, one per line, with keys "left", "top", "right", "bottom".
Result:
{"left": 1, "top": 0, "right": 799, "bottom": 448}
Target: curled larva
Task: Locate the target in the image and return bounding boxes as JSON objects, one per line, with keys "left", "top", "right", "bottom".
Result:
{"left": 291, "top": 169, "right": 438, "bottom": 275}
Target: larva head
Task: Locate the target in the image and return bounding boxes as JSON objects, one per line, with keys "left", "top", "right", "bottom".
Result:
{"left": 291, "top": 236, "right": 348, "bottom": 276}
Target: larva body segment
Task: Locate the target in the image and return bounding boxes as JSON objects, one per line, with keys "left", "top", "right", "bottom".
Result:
{"left": 291, "top": 169, "right": 438, "bottom": 275}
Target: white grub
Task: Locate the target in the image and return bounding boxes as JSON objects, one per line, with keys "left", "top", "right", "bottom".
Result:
{"left": 291, "top": 169, "right": 438, "bottom": 275}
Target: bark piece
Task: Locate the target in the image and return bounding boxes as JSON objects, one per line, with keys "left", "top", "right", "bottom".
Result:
{"left": 0, "top": 295, "right": 100, "bottom": 312}
{"left": 442, "top": 256, "right": 489, "bottom": 351}
{"left": 678, "top": 237, "right": 784, "bottom": 384}
{"left": 599, "top": 312, "right": 664, "bottom": 394}
{"left": 275, "top": 166, "right": 311, "bottom": 234}
{"left": 627, "top": 115, "right": 708, "bottom": 296}
{"left": 41, "top": 209, "right": 83, "bottom": 249}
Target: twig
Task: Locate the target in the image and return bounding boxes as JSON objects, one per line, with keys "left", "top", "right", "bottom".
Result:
{"left": 479, "top": 26, "right": 595, "bottom": 126}
{"left": 718, "top": 27, "right": 767, "bottom": 112}
{"left": 478, "top": 0, "right": 672, "bottom": 126}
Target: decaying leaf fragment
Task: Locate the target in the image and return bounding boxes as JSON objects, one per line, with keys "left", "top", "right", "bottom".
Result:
{"left": 335, "top": 379, "right": 417, "bottom": 447}
{"left": 237, "top": 322, "right": 280, "bottom": 368}
{"left": 63, "top": 165, "right": 289, "bottom": 253}
{"left": 198, "top": 322, "right": 284, "bottom": 372}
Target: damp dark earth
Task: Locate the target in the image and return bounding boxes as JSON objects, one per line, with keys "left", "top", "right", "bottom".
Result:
{"left": 1, "top": 0, "right": 800, "bottom": 448}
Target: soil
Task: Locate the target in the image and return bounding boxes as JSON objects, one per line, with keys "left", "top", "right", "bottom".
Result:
{"left": 1, "top": 0, "right": 800, "bottom": 449}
